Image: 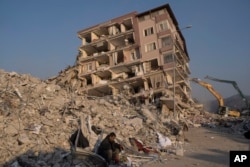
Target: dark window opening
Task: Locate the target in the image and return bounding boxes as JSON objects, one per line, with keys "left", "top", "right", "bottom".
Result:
{"left": 144, "top": 27, "right": 154, "bottom": 36}
{"left": 150, "top": 59, "right": 159, "bottom": 70}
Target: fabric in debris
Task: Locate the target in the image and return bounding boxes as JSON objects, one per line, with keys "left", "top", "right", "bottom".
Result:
{"left": 69, "top": 129, "right": 89, "bottom": 148}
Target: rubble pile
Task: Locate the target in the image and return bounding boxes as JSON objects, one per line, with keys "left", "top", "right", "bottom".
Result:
{"left": 0, "top": 69, "right": 249, "bottom": 167}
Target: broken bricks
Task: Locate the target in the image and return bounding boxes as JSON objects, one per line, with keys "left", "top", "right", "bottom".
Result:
{"left": 1, "top": 69, "right": 249, "bottom": 166}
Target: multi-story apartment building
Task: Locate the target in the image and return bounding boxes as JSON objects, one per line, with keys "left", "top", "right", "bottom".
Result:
{"left": 54, "top": 4, "right": 192, "bottom": 108}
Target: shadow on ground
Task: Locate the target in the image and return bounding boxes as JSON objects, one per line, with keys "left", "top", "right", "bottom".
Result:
{"left": 2, "top": 147, "right": 107, "bottom": 167}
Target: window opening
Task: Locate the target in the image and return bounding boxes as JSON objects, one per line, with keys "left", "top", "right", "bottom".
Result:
{"left": 145, "top": 42, "right": 156, "bottom": 52}
{"left": 144, "top": 27, "right": 154, "bottom": 36}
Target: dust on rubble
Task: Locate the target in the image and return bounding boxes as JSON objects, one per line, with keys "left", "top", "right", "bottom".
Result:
{"left": 0, "top": 69, "right": 249, "bottom": 167}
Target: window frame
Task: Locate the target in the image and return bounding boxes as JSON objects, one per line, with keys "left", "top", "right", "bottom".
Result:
{"left": 163, "top": 53, "right": 174, "bottom": 64}
{"left": 83, "top": 62, "right": 93, "bottom": 72}
{"left": 143, "top": 26, "right": 154, "bottom": 37}
{"left": 145, "top": 42, "right": 157, "bottom": 53}
{"left": 161, "top": 36, "right": 172, "bottom": 47}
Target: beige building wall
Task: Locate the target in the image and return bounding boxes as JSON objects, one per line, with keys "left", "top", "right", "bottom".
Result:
{"left": 138, "top": 18, "right": 160, "bottom": 61}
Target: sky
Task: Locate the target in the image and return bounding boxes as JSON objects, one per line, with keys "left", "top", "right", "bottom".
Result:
{"left": 1, "top": 0, "right": 250, "bottom": 102}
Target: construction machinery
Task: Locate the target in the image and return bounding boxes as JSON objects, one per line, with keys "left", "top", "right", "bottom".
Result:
{"left": 205, "top": 75, "right": 250, "bottom": 112}
{"left": 190, "top": 78, "right": 240, "bottom": 117}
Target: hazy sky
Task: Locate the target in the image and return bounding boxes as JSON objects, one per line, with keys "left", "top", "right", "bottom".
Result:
{"left": 1, "top": 0, "right": 250, "bottom": 101}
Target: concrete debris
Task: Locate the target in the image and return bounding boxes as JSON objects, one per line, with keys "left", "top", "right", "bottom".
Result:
{"left": 0, "top": 69, "right": 249, "bottom": 167}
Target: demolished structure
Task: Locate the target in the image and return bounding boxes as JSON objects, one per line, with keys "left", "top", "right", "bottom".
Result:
{"left": 1, "top": 3, "right": 250, "bottom": 167}
{"left": 1, "top": 69, "right": 250, "bottom": 167}
{"left": 50, "top": 4, "right": 193, "bottom": 115}
{"left": 0, "top": 67, "right": 199, "bottom": 167}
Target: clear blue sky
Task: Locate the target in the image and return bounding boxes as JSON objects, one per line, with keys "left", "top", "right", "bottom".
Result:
{"left": 1, "top": 0, "right": 250, "bottom": 101}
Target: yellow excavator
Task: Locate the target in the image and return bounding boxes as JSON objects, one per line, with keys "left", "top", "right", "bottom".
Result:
{"left": 190, "top": 78, "right": 240, "bottom": 117}
{"left": 205, "top": 75, "right": 250, "bottom": 113}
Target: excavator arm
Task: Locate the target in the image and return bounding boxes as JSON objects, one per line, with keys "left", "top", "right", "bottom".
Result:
{"left": 205, "top": 75, "right": 250, "bottom": 110}
{"left": 191, "top": 78, "right": 240, "bottom": 117}
{"left": 191, "top": 78, "right": 224, "bottom": 106}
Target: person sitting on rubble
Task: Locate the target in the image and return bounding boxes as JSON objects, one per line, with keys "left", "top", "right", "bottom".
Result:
{"left": 97, "top": 132, "right": 123, "bottom": 165}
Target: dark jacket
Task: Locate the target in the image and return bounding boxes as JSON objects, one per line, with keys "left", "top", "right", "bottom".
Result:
{"left": 98, "top": 136, "right": 114, "bottom": 154}
{"left": 97, "top": 135, "right": 123, "bottom": 164}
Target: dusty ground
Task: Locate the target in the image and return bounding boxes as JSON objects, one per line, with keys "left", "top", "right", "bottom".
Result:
{"left": 141, "top": 127, "right": 249, "bottom": 167}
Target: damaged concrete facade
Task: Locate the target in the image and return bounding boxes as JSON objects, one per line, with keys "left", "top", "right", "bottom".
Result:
{"left": 53, "top": 4, "right": 192, "bottom": 109}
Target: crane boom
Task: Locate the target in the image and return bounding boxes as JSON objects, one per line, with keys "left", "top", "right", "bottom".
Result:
{"left": 205, "top": 75, "right": 249, "bottom": 110}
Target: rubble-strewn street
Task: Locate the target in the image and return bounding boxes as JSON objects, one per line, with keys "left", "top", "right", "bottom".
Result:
{"left": 142, "top": 126, "right": 250, "bottom": 167}
{"left": 0, "top": 69, "right": 250, "bottom": 167}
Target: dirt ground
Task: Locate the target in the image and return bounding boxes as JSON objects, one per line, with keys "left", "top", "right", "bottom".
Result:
{"left": 141, "top": 127, "right": 249, "bottom": 167}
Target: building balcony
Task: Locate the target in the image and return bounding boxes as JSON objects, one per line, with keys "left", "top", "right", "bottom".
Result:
{"left": 79, "top": 19, "right": 134, "bottom": 46}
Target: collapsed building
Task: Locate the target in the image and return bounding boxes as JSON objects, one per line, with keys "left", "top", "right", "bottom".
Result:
{"left": 2, "top": 3, "right": 250, "bottom": 167}
{"left": 50, "top": 4, "right": 193, "bottom": 116}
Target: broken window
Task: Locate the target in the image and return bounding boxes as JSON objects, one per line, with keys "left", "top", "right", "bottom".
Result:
{"left": 134, "top": 64, "right": 144, "bottom": 76}
{"left": 130, "top": 49, "right": 139, "bottom": 61}
{"left": 145, "top": 42, "right": 156, "bottom": 52}
{"left": 130, "top": 48, "right": 140, "bottom": 60}
{"left": 108, "top": 25, "right": 120, "bottom": 35}
{"left": 85, "top": 76, "right": 92, "bottom": 85}
{"left": 150, "top": 59, "right": 159, "bottom": 70}
{"left": 81, "top": 33, "right": 91, "bottom": 45}
{"left": 144, "top": 27, "right": 154, "bottom": 36}
{"left": 162, "top": 36, "right": 172, "bottom": 47}
{"left": 150, "top": 73, "right": 164, "bottom": 89}
{"left": 163, "top": 54, "right": 173, "bottom": 64}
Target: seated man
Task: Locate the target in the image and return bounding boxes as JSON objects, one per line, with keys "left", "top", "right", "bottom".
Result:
{"left": 97, "top": 132, "right": 123, "bottom": 164}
